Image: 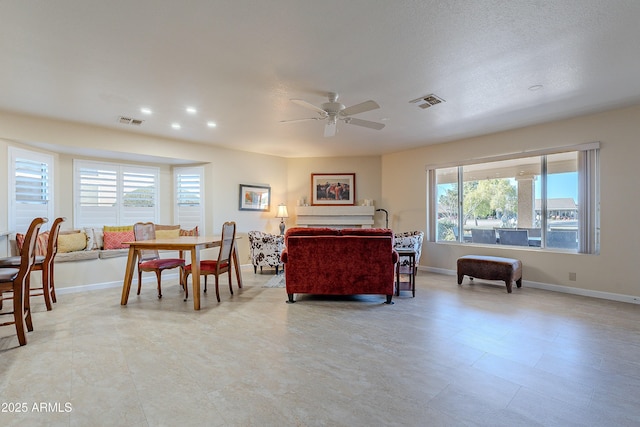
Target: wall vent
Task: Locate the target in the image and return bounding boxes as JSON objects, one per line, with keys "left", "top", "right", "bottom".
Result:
{"left": 118, "top": 116, "right": 144, "bottom": 126}
{"left": 409, "top": 94, "right": 445, "bottom": 109}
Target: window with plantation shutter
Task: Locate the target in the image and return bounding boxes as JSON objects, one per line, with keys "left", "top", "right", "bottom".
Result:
{"left": 8, "top": 147, "right": 54, "bottom": 233}
{"left": 74, "top": 160, "right": 159, "bottom": 228}
{"left": 174, "top": 166, "right": 204, "bottom": 234}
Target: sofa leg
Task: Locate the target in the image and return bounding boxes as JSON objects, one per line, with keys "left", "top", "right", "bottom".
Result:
{"left": 286, "top": 293, "right": 295, "bottom": 303}
{"left": 385, "top": 294, "right": 394, "bottom": 304}
{"left": 253, "top": 266, "right": 257, "bottom": 274}
{"left": 505, "top": 281, "right": 513, "bottom": 293}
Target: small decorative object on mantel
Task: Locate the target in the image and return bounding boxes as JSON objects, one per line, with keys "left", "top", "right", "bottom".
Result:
{"left": 311, "top": 173, "right": 355, "bottom": 206}
{"left": 276, "top": 204, "right": 289, "bottom": 235}
{"left": 239, "top": 184, "right": 270, "bottom": 211}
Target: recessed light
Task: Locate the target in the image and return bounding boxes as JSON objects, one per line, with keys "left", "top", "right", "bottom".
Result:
{"left": 186, "top": 107, "right": 197, "bottom": 114}
{"left": 528, "top": 85, "right": 543, "bottom": 91}
{"left": 140, "top": 107, "right": 152, "bottom": 115}
{"left": 171, "top": 123, "right": 181, "bottom": 129}
{"left": 207, "top": 121, "right": 217, "bottom": 128}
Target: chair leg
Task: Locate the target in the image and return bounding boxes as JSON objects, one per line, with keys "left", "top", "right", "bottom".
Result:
{"left": 49, "top": 261, "right": 57, "bottom": 303}
{"left": 183, "top": 272, "right": 190, "bottom": 301}
{"left": 25, "top": 275, "right": 33, "bottom": 333}
{"left": 155, "top": 271, "right": 162, "bottom": 298}
{"left": 228, "top": 269, "right": 233, "bottom": 295}
{"left": 253, "top": 265, "right": 257, "bottom": 274}
{"left": 214, "top": 275, "right": 220, "bottom": 302}
{"left": 204, "top": 275, "right": 208, "bottom": 293}
{"left": 41, "top": 264, "right": 53, "bottom": 311}
{"left": 137, "top": 268, "right": 143, "bottom": 295}
{"left": 12, "top": 280, "right": 28, "bottom": 346}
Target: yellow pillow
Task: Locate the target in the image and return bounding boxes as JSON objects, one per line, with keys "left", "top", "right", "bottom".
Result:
{"left": 58, "top": 232, "right": 88, "bottom": 253}
{"left": 104, "top": 225, "right": 134, "bottom": 232}
{"left": 155, "top": 229, "right": 180, "bottom": 239}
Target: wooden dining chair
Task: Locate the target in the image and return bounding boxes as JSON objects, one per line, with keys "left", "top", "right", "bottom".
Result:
{"left": 0, "top": 217, "right": 47, "bottom": 346}
{"left": 0, "top": 217, "right": 64, "bottom": 311}
{"left": 184, "top": 221, "right": 236, "bottom": 302}
{"left": 133, "top": 222, "right": 185, "bottom": 299}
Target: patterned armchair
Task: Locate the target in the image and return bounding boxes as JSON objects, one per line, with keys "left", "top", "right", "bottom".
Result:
{"left": 393, "top": 231, "right": 424, "bottom": 273}
{"left": 248, "top": 231, "right": 284, "bottom": 274}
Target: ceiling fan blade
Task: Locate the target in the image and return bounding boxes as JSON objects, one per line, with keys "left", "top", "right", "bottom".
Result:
{"left": 280, "top": 117, "right": 321, "bottom": 124}
{"left": 290, "top": 99, "right": 327, "bottom": 116}
{"left": 344, "top": 117, "right": 385, "bottom": 130}
{"left": 324, "top": 121, "right": 337, "bottom": 137}
{"left": 340, "top": 100, "right": 380, "bottom": 117}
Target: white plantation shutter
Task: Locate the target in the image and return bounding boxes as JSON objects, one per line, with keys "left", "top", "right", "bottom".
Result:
{"left": 9, "top": 148, "right": 54, "bottom": 232}
{"left": 74, "top": 160, "right": 159, "bottom": 228}
{"left": 174, "top": 167, "right": 204, "bottom": 233}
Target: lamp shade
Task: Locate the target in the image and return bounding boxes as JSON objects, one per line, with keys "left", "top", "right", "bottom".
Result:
{"left": 276, "top": 204, "right": 289, "bottom": 219}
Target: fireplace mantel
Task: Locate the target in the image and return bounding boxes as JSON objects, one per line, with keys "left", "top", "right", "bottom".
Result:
{"left": 295, "top": 206, "right": 375, "bottom": 228}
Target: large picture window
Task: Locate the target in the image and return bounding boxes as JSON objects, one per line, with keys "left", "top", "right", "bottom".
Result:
{"left": 428, "top": 143, "right": 599, "bottom": 254}
{"left": 74, "top": 160, "right": 159, "bottom": 228}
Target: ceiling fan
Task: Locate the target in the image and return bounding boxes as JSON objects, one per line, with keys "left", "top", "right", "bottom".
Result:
{"left": 281, "top": 92, "right": 385, "bottom": 137}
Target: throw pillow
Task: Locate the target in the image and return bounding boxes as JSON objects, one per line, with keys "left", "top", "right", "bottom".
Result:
{"left": 58, "top": 231, "right": 88, "bottom": 253}
{"left": 103, "top": 230, "right": 135, "bottom": 250}
{"left": 155, "top": 229, "right": 180, "bottom": 239}
{"left": 15, "top": 231, "right": 49, "bottom": 256}
{"left": 179, "top": 226, "right": 199, "bottom": 236}
{"left": 103, "top": 225, "right": 134, "bottom": 232}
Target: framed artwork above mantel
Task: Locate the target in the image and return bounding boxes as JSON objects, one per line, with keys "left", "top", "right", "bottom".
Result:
{"left": 311, "top": 173, "right": 355, "bottom": 206}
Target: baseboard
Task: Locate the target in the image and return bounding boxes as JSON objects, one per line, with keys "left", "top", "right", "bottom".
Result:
{"left": 421, "top": 266, "right": 640, "bottom": 305}
{"left": 55, "top": 271, "right": 181, "bottom": 295}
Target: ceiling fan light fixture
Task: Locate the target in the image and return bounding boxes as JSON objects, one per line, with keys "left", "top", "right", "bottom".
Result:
{"left": 283, "top": 92, "right": 384, "bottom": 137}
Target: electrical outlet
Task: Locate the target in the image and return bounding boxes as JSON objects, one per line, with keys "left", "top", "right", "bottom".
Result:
{"left": 569, "top": 272, "right": 577, "bottom": 281}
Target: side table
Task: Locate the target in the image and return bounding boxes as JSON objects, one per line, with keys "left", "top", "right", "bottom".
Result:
{"left": 395, "top": 248, "right": 416, "bottom": 297}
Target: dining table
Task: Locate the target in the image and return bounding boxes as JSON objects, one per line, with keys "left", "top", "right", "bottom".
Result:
{"left": 120, "top": 235, "right": 243, "bottom": 310}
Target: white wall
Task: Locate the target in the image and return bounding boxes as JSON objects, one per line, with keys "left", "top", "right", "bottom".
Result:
{"left": 381, "top": 104, "right": 640, "bottom": 300}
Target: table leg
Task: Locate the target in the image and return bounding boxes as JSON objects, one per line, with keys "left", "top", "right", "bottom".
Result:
{"left": 191, "top": 247, "right": 201, "bottom": 310}
{"left": 121, "top": 246, "right": 138, "bottom": 305}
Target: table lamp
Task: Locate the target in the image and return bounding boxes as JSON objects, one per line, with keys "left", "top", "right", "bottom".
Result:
{"left": 276, "top": 204, "right": 289, "bottom": 235}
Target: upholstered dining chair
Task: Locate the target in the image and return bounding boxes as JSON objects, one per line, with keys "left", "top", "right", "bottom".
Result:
{"left": 0, "top": 217, "right": 46, "bottom": 346}
{"left": 184, "top": 221, "right": 236, "bottom": 302}
{"left": 0, "top": 217, "right": 64, "bottom": 311}
{"left": 248, "top": 230, "right": 284, "bottom": 274}
{"left": 133, "top": 222, "right": 185, "bottom": 299}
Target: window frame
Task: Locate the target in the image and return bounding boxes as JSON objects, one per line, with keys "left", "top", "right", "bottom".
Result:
{"left": 426, "top": 142, "right": 600, "bottom": 254}
{"left": 8, "top": 147, "right": 55, "bottom": 232}
{"left": 73, "top": 159, "right": 160, "bottom": 228}
{"left": 174, "top": 166, "right": 205, "bottom": 234}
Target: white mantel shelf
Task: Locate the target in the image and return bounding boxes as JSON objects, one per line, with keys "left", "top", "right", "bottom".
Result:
{"left": 295, "top": 206, "right": 375, "bottom": 228}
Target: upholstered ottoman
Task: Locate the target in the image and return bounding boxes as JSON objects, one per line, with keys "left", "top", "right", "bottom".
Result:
{"left": 457, "top": 255, "right": 522, "bottom": 293}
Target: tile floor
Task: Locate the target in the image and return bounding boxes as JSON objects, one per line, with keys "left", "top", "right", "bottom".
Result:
{"left": 1, "top": 267, "right": 640, "bottom": 426}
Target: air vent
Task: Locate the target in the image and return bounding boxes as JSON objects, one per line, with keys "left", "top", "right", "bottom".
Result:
{"left": 118, "top": 116, "right": 144, "bottom": 126}
{"left": 409, "top": 93, "right": 445, "bottom": 109}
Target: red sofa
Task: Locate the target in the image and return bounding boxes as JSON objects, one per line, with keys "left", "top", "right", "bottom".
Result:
{"left": 280, "top": 227, "right": 399, "bottom": 304}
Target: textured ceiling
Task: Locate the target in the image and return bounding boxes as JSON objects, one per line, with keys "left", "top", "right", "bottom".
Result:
{"left": 2, "top": 0, "right": 640, "bottom": 158}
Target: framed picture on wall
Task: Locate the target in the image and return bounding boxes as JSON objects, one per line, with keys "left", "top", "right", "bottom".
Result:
{"left": 239, "top": 184, "right": 271, "bottom": 211}
{"left": 311, "top": 173, "right": 355, "bottom": 206}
